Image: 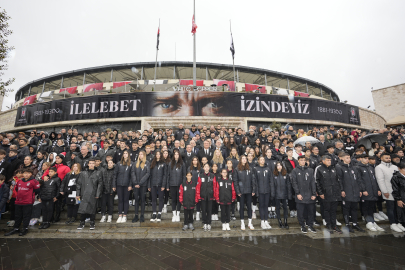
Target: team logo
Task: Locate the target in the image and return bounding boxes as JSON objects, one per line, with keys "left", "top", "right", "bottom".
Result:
{"left": 21, "top": 107, "right": 27, "bottom": 118}
{"left": 350, "top": 107, "right": 356, "bottom": 117}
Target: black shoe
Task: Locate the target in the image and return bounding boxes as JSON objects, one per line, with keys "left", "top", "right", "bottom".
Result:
{"left": 308, "top": 226, "right": 317, "bottom": 233}
{"left": 150, "top": 214, "right": 157, "bottom": 221}
{"left": 328, "top": 225, "right": 334, "bottom": 234}
{"left": 353, "top": 224, "right": 365, "bottom": 232}
{"left": 231, "top": 214, "right": 236, "bottom": 221}
{"left": 39, "top": 223, "right": 45, "bottom": 229}
{"left": 70, "top": 218, "right": 76, "bottom": 224}
{"left": 43, "top": 222, "right": 51, "bottom": 229}
{"left": 346, "top": 224, "right": 354, "bottom": 233}
{"left": 65, "top": 218, "right": 72, "bottom": 225}
{"left": 333, "top": 226, "right": 342, "bottom": 234}
{"left": 140, "top": 215, "right": 145, "bottom": 223}
{"left": 132, "top": 215, "right": 139, "bottom": 223}
{"left": 156, "top": 213, "right": 161, "bottom": 221}
{"left": 54, "top": 218, "right": 60, "bottom": 223}
{"left": 19, "top": 228, "right": 28, "bottom": 236}
{"left": 284, "top": 218, "right": 289, "bottom": 229}
{"left": 4, "top": 228, "right": 19, "bottom": 236}
{"left": 77, "top": 221, "right": 85, "bottom": 230}
{"left": 278, "top": 219, "right": 284, "bottom": 228}
{"left": 301, "top": 226, "right": 308, "bottom": 234}
{"left": 90, "top": 221, "right": 95, "bottom": 230}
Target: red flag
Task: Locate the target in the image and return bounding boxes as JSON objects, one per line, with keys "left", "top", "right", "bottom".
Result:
{"left": 59, "top": 87, "right": 78, "bottom": 94}
{"left": 294, "top": 91, "right": 310, "bottom": 98}
{"left": 191, "top": 15, "right": 197, "bottom": 35}
{"left": 23, "top": 95, "right": 37, "bottom": 106}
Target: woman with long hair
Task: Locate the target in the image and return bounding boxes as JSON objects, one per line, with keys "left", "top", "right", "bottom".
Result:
{"left": 273, "top": 161, "right": 292, "bottom": 229}
{"left": 112, "top": 150, "right": 133, "bottom": 223}
{"left": 227, "top": 137, "right": 238, "bottom": 151}
{"left": 254, "top": 156, "right": 274, "bottom": 229}
{"left": 161, "top": 150, "right": 171, "bottom": 214}
{"left": 131, "top": 150, "right": 150, "bottom": 223}
{"left": 234, "top": 155, "right": 257, "bottom": 230}
{"left": 211, "top": 149, "right": 225, "bottom": 170}
{"left": 166, "top": 150, "right": 186, "bottom": 222}
{"left": 60, "top": 163, "right": 81, "bottom": 224}
{"left": 211, "top": 163, "right": 220, "bottom": 221}
{"left": 149, "top": 151, "right": 166, "bottom": 222}
{"left": 227, "top": 147, "right": 239, "bottom": 170}
{"left": 238, "top": 137, "right": 249, "bottom": 156}
{"left": 226, "top": 159, "right": 237, "bottom": 220}
{"left": 188, "top": 156, "right": 202, "bottom": 220}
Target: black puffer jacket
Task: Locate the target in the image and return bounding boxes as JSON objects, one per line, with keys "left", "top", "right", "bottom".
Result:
{"left": 131, "top": 161, "right": 151, "bottom": 187}
{"left": 104, "top": 165, "right": 115, "bottom": 194}
{"left": 234, "top": 168, "right": 257, "bottom": 195}
{"left": 264, "top": 157, "right": 278, "bottom": 173}
{"left": 113, "top": 162, "right": 133, "bottom": 188}
{"left": 253, "top": 165, "right": 274, "bottom": 196}
{"left": 336, "top": 163, "right": 364, "bottom": 202}
{"left": 166, "top": 162, "right": 186, "bottom": 187}
{"left": 273, "top": 173, "right": 292, "bottom": 200}
{"left": 149, "top": 161, "right": 166, "bottom": 188}
{"left": 392, "top": 171, "right": 405, "bottom": 202}
{"left": 315, "top": 164, "right": 343, "bottom": 202}
{"left": 60, "top": 172, "right": 80, "bottom": 205}
{"left": 290, "top": 166, "right": 316, "bottom": 204}
{"left": 51, "top": 144, "right": 67, "bottom": 155}
{"left": 39, "top": 176, "right": 61, "bottom": 200}
{"left": 357, "top": 163, "right": 380, "bottom": 201}
{"left": 282, "top": 157, "right": 298, "bottom": 174}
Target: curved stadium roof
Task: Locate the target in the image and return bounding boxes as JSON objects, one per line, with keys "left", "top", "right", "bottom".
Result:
{"left": 15, "top": 61, "right": 339, "bottom": 102}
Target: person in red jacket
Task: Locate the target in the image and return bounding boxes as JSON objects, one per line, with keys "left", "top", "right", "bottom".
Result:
{"left": 4, "top": 168, "right": 40, "bottom": 236}
{"left": 42, "top": 154, "right": 70, "bottom": 181}
{"left": 214, "top": 168, "right": 236, "bottom": 231}
{"left": 7, "top": 169, "right": 23, "bottom": 227}
{"left": 196, "top": 163, "right": 216, "bottom": 231}
{"left": 179, "top": 171, "right": 199, "bottom": 231}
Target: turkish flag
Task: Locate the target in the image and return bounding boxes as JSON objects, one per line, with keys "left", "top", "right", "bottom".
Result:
{"left": 23, "top": 95, "right": 37, "bottom": 106}
{"left": 180, "top": 80, "right": 204, "bottom": 86}
{"left": 213, "top": 80, "right": 236, "bottom": 92}
{"left": 191, "top": 15, "right": 197, "bottom": 35}
{"left": 294, "top": 91, "right": 310, "bottom": 98}
{"left": 83, "top": 83, "right": 104, "bottom": 93}
{"left": 245, "top": 83, "right": 266, "bottom": 94}
{"left": 113, "top": 81, "right": 132, "bottom": 89}
{"left": 59, "top": 87, "right": 78, "bottom": 94}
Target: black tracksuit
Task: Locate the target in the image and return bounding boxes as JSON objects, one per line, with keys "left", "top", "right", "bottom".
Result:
{"left": 179, "top": 180, "right": 198, "bottom": 225}
{"left": 197, "top": 172, "right": 215, "bottom": 225}
{"left": 357, "top": 163, "right": 380, "bottom": 223}
{"left": 149, "top": 161, "right": 166, "bottom": 213}
{"left": 40, "top": 176, "right": 61, "bottom": 223}
{"left": 214, "top": 176, "right": 236, "bottom": 223}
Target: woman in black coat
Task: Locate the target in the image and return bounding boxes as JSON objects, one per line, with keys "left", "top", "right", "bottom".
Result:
{"left": 161, "top": 150, "right": 171, "bottom": 214}
{"left": 149, "top": 151, "right": 166, "bottom": 222}
{"left": 60, "top": 163, "right": 81, "bottom": 224}
{"left": 100, "top": 160, "right": 115, "bottom": 223}
{"left": 272, "top": 161, "right": 292, "bottom": 229}
{"left": 131, "top": 151, "right": 150, "bottom": 223}
{"left": 166, "top": 150, "right": 186, "bottom": 223}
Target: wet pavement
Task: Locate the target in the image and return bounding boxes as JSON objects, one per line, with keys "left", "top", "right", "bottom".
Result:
{"left": 0, "top": 233, "right": 404, "bottom": 269}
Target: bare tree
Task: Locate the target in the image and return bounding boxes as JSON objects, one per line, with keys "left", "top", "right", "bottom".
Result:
{"left": 0, "top": 8, "right": 15, "bottom": 97}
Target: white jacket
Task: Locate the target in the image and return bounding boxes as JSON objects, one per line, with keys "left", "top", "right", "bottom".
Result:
{"left": 375, "top": 161, "right": 398, "bottom": 201}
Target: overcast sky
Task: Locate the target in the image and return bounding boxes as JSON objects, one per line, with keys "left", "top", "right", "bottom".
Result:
{"left": 2, "top": 0, "right": 405, "bottom": 111}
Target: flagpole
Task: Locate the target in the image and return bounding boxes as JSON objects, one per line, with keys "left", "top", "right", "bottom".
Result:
{"left": 231, "top": 20, "right": 235, "bottom": 91}
{"left": 154, "top": 19, "right": 160, "bottom": 91}
{"left": 193, "top": 0, "right": 196, "bottom": 88}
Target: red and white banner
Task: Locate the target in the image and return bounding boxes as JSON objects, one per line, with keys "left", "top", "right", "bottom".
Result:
{"left": 294, "top": 91, "right": 310, "bottom": 98}
{"left": 213, "top": 79, "right": 236, "bottom": 91}
{"left": 23, "top": 95, "right": 37, "bottom": 106}
{"left": 59, "top": 86, "right": 78, "bottom": 94}
{"left": 191, "top": 15, "right": 197, "bottom": 35}
{"left": 179, "top": 80, "right": 204, "bottom": 86}
{"left": 83, "top": 83, "right": 104, "bottom": 93}
{"left": 113, "top": 81, "right": 132, "bottom": 89}
{"left": 245, "top": 83, "right": 267, "bottom": 94}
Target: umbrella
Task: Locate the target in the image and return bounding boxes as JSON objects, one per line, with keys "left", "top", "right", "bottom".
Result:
{"left": 293, "top": 136, "right": 320, "bottom": 146}
{"left": 355, "top": 133, "right": 387, "bottom": 149}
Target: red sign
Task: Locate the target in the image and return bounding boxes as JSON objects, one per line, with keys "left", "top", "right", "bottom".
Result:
{"left": 83, "top": 83, "right": 104, "bottom": 93}
{"left": 113, "top": 81, "right": 132, "bottom": 89}
{"left": 59, "top": 87, "right": 78, "bottom": 94}
{"left": 179, "top": 80, "right": 204, "bottom": 86}
{"left": 213, "top": 80, "right": 236, "bottom": 91}
{"left": 294, "top": 91, "right": 310, "bottom": 97}
{"left": 23, "top": 95, "right": 37, "bottom": 106}
{"left": 245, "top": 83, "right": 266, "bottom": 93}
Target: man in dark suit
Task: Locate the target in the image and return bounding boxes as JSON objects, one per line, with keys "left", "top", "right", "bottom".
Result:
{"left": 182, "top": 145, "right": 196, "bottom": 168}
{"left": 197, "top": 140, "right": 214, "bottom": 162}
{"left": 315, "top": 135, "right": 329, "bottom": 156}
{"left": 190, "top": 140, "right": 199, "bottom": 155}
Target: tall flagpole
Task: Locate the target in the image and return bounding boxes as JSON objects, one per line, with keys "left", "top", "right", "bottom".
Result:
{"left": 231, "top": 20, "right": 235, "bottom": 90}
{"left": 154, "top": 19, "right": 160, "bottom": 91}
{"left": 193, "top": 0, "right": 196, "bottom": 88}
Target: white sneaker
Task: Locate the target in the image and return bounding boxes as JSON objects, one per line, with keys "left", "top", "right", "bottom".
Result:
{"left": 373, "top": 223, "right": 385, "bottom": 231}
{"left": 7, "top": 220, "right": 15, "bottom": 227}
{"left": 196, "top": 212, "right": 200, "bottom": 221}
{"left": 265, "top": 220, "right": 272, "bottom": 229}
{"left": 176, "top": 211, "right": 181, "bottom": 222}
{"left": 116, "top": 216, "right": 122, "bottom": 223}
{"left": 252, "top": 212, "right": 257, "bottom": 219}
{"left": 316, "top": 211, "right": 321, "bottom": 217}
{"left": 203, "top": 224, "right": 207, "bottom": 231}
{"left": 226, "top": 223, "right": 231, "bottom": 231}
{"left": 261, "top": 221, "right": 266, "bottom": 229}
{"left": 241, "top": 220, "right": 246, "bottom": 230}
{"left": 114, "top": 195, "right": 118, "bottom": 200}
{"left": 121, "top": 216, "right": 127, "bottom": 223}
{"left": 391, "top": 224, "right": 403, "bottom": 233}
{"left": 129, "top": 200, "right": 132, "bottom": 206}
{"left": 248, "top": 219, "right": 254, "bottom": 230}
{"left": 374, "top": 212, "right": 384, "bottom": 221}
{"left": 379, "top": 212, "right": 389, "bottom": 220}
{"left": 322, "top": 219, "right": 326, "bottom": 226}
{"left": 237, "top": 202, "right": 240, "bottom": 211}
{"left": 172, "top": 212, "right": 176, "bottom": 222}
{"left": 222, "top": 224, "right": 226, "bottom": 231}
{"left": 107, "top": 215, "right": 112, "bottom": 223}
{"left": 366, "top": 222, "right": 377, "bottom": 232}
{"left": 211, "top": 215, "right": 215, "bottom": 221}
{"left": 38, "top": 216, "right": 43, "bottom": 223}
{"left": 132, "top": 199, "right": 135, "bottom": 205}
{"left": 162, "top": 205, "right": 167, "bottom": 213}
{"left": 215, "top": 214, "right": 219, "bottom": 220}
{"left": 397, "top": 223, "right": 405, "bottom": 232}
{"left": 207, "top": 224, "right": 211, "bottom": 231}
{"left": 100, "top": 216, "right": 106, "bottom": 223}
{"left": 85, "top": 218, "right": 90, "bottom": 222}
{"left": 336, "top": 219, "right": 342, "bottom": 226}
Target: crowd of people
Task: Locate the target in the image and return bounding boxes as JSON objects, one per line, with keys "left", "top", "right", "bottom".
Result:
{"left": 0, "top": 123, "right": 405, "bottom": 236}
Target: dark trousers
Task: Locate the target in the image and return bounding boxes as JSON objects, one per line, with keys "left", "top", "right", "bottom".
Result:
{"left": 375, "top": 195, "right": 383, "bottom": 212}
{"left": 164, "top": 190, "right": 169, "bottom": 204}
{"left": 212, "top": 201, "right": 219, "bottom": 215}
{"left": 318, "top": 196, "right": 325, "bottom": 218}
{"left": 53, "top": 199, "right": 63, "bottom": 221}
{"left": 80, "top": 214, "right": 95, "bottom": 222}
{"left": 196, "top": 201, "right": 201, "bottom": 212}
{"left": 342, "top": 201, "right": 359, "bottom": 225}
{"left": 101, "top": 193, "right": 114, "bottom": 216}
{"left": 231, "top": 201, "right": 235, "bottom": 215}
{"left": 220, "top": 204, "right": 231, "bottom": 223}
{"left": 323, "top": 201, "right": 338, "bottom": 227}
{"left": 297, "top": 203, "right": 315, "bottom": 227}
{"left": 67, "top": 204, "right": 79, "bottom": 219}
{"left": 151, "top": 186, "right": 164, "bottom": 213}
{"left": 239, "top": 193, "right": 252, "bottom": 219}
{"left": 362, "top": 200, "right": 375, "bottom": 223}
{"left": 201, "top": 199, "right": 213, "bottom": 224}
{"left": 385, "top": 200, "right": 398, "bottom": 224}
{"left": 276, "top": 199, "right": 289, "bottom": 219}
{"left": 14, "top": 204, "right": 33, "bottom": 229}
{"left": 170, "top": 186, "right": 181, "bottom": 212}
{"left": 252, "top": 195, "right": 258, "bottom": 206}
{"left": 41, "top": 200, "right": 54, "bottom": 223}
{"left": 184, "top": 209, "right": 194, "bottom": 225}
{"left": 117, "top": 186, "right": 130, "bottom": 215}
{"left": 288, "top": 199, "right": 297, "bottom": 211}
{"left": 134, "top": 186, "right": 147, "bottom": 215}
{"left": 258, "top": 193, "right": 270, "bottom": 221}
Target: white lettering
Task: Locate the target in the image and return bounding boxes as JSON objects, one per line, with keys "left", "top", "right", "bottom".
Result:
{"left": 110, "top": 101, "right": 119, "bottom": 112}
{"left": 120, "top": 100, "right": 129, "bottom": 111}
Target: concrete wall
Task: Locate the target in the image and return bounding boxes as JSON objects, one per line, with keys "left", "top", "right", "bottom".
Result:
{"left": 372, "top": 83, "right": 405, "bottom": 123}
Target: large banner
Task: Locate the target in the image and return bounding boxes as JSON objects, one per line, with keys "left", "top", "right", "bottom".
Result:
{"left": 15, "top": 92, "right": 361, "bottom": 127}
